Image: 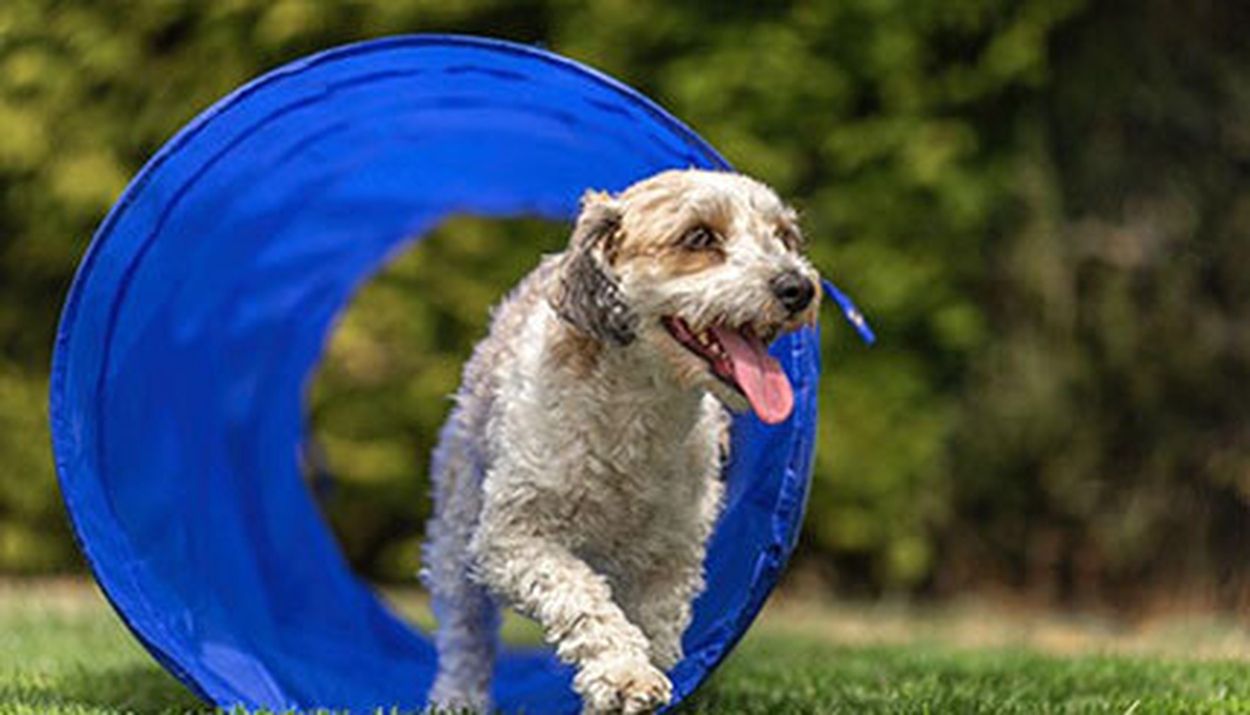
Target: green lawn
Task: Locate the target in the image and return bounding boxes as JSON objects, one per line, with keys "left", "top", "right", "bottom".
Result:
{"left": 2, "top": 582, "right": 1250, "bottom": 713}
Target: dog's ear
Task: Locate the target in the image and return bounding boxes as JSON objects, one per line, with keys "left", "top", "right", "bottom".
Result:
{"left": 551, "top": 191, "right": 637, "bottom": 346}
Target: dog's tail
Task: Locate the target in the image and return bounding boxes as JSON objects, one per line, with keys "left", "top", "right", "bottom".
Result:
{"left": 422, "top": 408, "right": 498, "bottom": 712}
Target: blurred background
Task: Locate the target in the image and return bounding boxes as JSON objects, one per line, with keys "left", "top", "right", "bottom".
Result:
{"left": 1, "top": 0, "right": 1248, "bottom": 619}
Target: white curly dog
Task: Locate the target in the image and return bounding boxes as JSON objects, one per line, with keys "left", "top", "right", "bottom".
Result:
{"left": 422, "top": 169, "right": 820, "bottom": 714}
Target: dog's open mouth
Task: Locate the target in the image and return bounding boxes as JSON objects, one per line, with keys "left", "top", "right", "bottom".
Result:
{"left": 661, "top": 316, "right": 794, "bottom": 425}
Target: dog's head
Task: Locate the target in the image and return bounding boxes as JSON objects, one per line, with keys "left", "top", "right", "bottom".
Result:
{"left": 551, "top": 169, "right": 819, "bottom": 424}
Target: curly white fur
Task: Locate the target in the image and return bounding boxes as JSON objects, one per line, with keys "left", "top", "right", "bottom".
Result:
{"left": 421, "top": 169, "right": 819, "bottom": 714}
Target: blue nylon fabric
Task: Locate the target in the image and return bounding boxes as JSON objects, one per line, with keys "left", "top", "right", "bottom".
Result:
{"left": 821, "top": 277, "right": 876, "bottom": 345}
{"left": 48, "top": 35, "right": 821, "bottom": 713}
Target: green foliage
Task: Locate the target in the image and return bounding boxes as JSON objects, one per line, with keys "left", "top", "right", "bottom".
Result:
{"left": 946, "top": 1, "right": 1250, "bottom": 603}
{"left": 0, "top": 366, "right": 75, "bottom": 572}
{"left": 1, "top": 0, "right": 1247, "bottom": 603}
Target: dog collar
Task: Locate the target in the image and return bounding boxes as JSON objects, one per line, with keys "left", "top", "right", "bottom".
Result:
{"left": 821, "top": 277, "right": 876, "bottom": 345}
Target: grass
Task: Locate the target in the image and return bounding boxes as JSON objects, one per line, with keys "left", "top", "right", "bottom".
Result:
{"left": 2, "top": 582, "right": 1250, "bottom": 713}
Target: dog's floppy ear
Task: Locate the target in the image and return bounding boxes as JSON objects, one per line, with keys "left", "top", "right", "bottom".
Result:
{"left": 551, "top": 190, "right": 637, "bottom": 346}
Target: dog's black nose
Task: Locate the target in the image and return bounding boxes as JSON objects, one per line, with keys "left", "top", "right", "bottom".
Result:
{"left": 771, "top": 270, "right": 815, "bottom": 314}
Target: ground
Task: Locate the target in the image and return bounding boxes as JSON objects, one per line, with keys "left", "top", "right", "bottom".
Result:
{"left": 2, "top": 581, "right": 1250, "bottom": 713}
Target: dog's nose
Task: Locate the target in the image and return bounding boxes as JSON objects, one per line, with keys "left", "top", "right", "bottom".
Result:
{"left": 771, "top": 270, "right": 816, "bottom": 314}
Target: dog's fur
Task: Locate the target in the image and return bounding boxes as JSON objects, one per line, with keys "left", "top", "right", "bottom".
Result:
{"left": 421, "top": 169, "right": 820, "bottom": 714}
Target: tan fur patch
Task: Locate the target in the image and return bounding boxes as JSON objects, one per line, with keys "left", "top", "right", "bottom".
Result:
{"left": 614, "top": 240, "right": 727, "bottom": 276}
{"left": 650, "top": 246, "right": 726, "bottom": 276}
{"left": 610, "top": 171, "right": 736, "bottom": 277}
{"left": 547, "top": 320, "right": 602, "bottom": 376}
{"left": 803, "top": 278, "right": 822, "bottom": 326}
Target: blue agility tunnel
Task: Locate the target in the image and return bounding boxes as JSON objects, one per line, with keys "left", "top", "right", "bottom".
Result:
{"left": 49, "top": 36, "right": 821, "bottom": 713}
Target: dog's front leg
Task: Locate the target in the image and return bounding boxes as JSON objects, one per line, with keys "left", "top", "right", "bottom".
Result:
{"left": 471, "top": 524, "right": 672, "bottom": 714}
{"left": 623, "top": 548, "right": 705, "bottom": 672}
{"left": 625, "top": 468, "right": 724, "bottom": 671}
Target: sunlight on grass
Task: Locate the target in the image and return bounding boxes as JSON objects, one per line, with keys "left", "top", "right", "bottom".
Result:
{"left": 2, "top": 581, "right": 1250, "bottom": 714}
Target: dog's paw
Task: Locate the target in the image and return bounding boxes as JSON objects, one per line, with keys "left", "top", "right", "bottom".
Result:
{"left": 576, "top": 653, "right": 672, "bottom": 714}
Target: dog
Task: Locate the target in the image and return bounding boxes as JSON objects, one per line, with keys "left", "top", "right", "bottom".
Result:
{"left": 421, "top": 169, "right": 820, "bottom": 714}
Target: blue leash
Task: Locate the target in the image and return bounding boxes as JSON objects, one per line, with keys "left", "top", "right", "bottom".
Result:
{"left": 821, "top": 277, "right": 876, "bottom": 345}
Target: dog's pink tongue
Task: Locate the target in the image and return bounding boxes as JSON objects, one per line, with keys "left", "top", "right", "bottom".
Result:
{"left": 711, "top": 326, "right": 794, "bottom": 425}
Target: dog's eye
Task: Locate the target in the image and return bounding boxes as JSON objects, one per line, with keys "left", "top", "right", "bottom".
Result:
{"left": 679, "top": 224, "right": 720, "bottom": 251}
{"left": 775, "top": 224, "right": 804, "bottom": 250}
